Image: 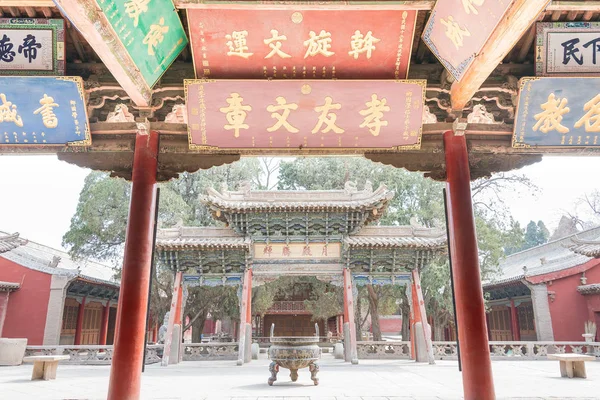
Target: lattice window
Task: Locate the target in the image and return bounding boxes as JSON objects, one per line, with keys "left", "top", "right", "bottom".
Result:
{"left": 62, "top": 305, "right": 79, "bottom": 332}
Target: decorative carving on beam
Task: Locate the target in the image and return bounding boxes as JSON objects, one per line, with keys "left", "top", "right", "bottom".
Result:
{"left": 449, "top": 0, "right": 552, "bottom": 110}
{"left": 165, "top": 104, "right": 188, "bottom": 123}
{"left": 467, "top": 105, "right": 497, "bottom": 124}
{"left": 422, "top": 105, "right": 438, "bottom": 124}
{"left": 106, "top": 105, "right": 135, "bottom": 123}
{"left": 54, "top": 0, "right": 153, "bottom": 106}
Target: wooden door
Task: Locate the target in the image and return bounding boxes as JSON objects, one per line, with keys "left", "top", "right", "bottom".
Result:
{"left": 81, "top": 302, "right": 103, "bottom": 345}
{"left": 517, "top": 303, "right": 536, "bottom": 341}
{"left": 489, "top": 307, "right": 512, "bottom": 341}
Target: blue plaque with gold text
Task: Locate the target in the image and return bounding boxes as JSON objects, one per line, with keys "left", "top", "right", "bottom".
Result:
{"left": 0, "top": 76, "right": 90, "bottom": 146}
{"left": 513, "top": 77, "right": 600, "bottom": 148}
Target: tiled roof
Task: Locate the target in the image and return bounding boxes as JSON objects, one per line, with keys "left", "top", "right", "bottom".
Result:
{"left": 568, "top": 238, "right": 600, "bottom": 258}
{"left": 486, "top": 225, "right": 600, "bottom": 286}
{"left": 344, "top": 226, "right": 447, "bottom": 249}
{"left": 0, "top": 232, "right": 27, "bottom": 253}
{"left": 156, "top": 227, "right": 250, "bottom": 250}
{"left": 0, "top": 230, "right": 116, "bottom": 283}
{"left": 578, "top": 283, "right": 600, "bottom": 295}
{"left": 202, "top": 184, "right": 394, "bottom": 213}
{"left": 0, "top": 281, "right": 20, "bottom": 291}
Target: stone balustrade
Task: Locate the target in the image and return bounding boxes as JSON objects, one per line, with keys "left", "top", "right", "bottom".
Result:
{"left": 25, "top": 345, "right": 164, "bottom": 365}
{"left": 357, "top": 341, "right": 412, "bottom": 359}
{"left": 357, "top": 341, "right": 600, "bottom": 360}
{"left": 182, "top": 343, "right": 239, "bottom": 361}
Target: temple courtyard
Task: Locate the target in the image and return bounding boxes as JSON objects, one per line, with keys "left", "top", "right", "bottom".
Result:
{"left": 1, "top": 355, "right": 598, "bottom": 400}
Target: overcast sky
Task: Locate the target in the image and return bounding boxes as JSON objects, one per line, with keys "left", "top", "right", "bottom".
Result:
{"left": 0, "top": 155, "right": 599, "bottom": 252}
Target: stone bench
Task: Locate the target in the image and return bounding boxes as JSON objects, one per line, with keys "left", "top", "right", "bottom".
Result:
{"left": 22, "top": 355, "right": 70, "bottom": 381}
{"left": 548, "top": 354, "right": 596, "bottom": 378}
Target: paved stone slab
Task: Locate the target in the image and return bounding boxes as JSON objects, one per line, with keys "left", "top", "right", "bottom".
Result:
{"left": 0, "top": 355, "right": 598, "bottom": 399}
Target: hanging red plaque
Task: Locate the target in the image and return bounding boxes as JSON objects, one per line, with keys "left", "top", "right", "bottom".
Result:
{"left": 187, "top": 8, "right": 416, "bottom": 80}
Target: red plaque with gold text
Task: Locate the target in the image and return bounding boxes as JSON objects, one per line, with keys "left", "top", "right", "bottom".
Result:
{"left": 187, "top": 9, "right": 416, "bottom": 79}
{"left": 185, "top": 79, "right": 425, "bottom": 150}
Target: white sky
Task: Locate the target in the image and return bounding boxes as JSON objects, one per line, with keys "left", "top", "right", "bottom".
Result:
{"left": 0, "top": 154, "right": 598, "bottom": 252}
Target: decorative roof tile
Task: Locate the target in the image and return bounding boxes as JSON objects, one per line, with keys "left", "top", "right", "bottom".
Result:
{"left": 0, "top": 232, "right": 27, "bottom": 253}
{"left": 156, "top": 227, "right": 250, "bottom": 250}
{"left": 344, "top": 226, "right": 447, "bottom": 249}
{"left": 202, "top": 183, "right": 394, "bottom": 215}
{"left": 568, "top": 238, "right": 600, "bottom": 258}
{"left": 485, "top": 225, "right": 600, "bottom": 286}
{"left": 0, "top": 281, "right": 20, "bottom": 291}
{"left": 578, "top": 283, "right": 600, "bottom": 295}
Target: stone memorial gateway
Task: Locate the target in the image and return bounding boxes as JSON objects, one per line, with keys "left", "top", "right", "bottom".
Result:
{"left": 1, "top": 1, "right": 600, "bottom": 399}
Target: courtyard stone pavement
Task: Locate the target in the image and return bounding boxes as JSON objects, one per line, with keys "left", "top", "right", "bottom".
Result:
{"left": 1, "top": 355, "right": 599, "bottom": 399}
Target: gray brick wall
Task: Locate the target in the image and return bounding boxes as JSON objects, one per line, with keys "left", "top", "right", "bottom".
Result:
{"left": 525, "top": 281, "right": 555, "bottom": 341}
{"left": 43, "top": 275, "right": 70, "bottom": 345}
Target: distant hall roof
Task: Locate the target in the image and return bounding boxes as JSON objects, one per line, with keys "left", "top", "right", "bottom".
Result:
{"left": 156, "top": 227, "right": 250, "bottom": 250}
{"left": 485, "top": 226, "right": 600, "bottom": 287}
{"left": 202, "top": 182, "right": 394, "bottom": 224}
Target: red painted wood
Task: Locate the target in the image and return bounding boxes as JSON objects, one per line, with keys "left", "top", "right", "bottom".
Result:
{"left": 100, "top": 303, "right": 110, "bottom": 345}
{"left": 174, "top": 280, "right": 183, "bottom": 326}
{"left": 0, "top": 291, "right": 9, "bottom": 336}
{"left": 343, "top": 268, "right": 357, "bottom": 362}
{"left": 185, "top": 79, "right": 424, "bottom": 150}
{"left": 162, "top": 271, "right": 183, "bottom": 366}
{"left": 444, "top": 130, "right": 495, "bottom": 400}
{"left": 510, "top": 300, "right": 520, "bottom": 341}
{"left": 187, "top": 9, "right": 416, "bottom": 80}
{"left": 74, "top": 297, "right": 87, "bottom": 345}
{"left": 153, "top": 323, "right": 158, "bottom": 343}
{"left": 246, "top": 269, "right": 253, "bottom": 323}
{"left": 0, "top": 258, "right": 51, "bottom": 344}
{"left": 107, "top": 130, "right": 158, "bottom": 400}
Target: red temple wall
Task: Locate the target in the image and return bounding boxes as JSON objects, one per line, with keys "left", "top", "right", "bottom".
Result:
{"left": 0, "top": 257, "right": 51, "bottom": 344}
{"left": 547, "top": 262, "right": 600, "bottom": 341}
{"left": 379, "top": 316, "right": 402, "bottom": 334}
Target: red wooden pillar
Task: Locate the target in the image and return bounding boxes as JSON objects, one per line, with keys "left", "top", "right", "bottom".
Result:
{"left": 246, "top": 269, "right": 253, "bottom": 325}
{"left": 411, "top": 269, "right": 434, "bottom": 363}
{"left": 152, "top": 323, "right": 158, "bottom": 343}
{"left": 444, "top": 130, "right": 495, "bottom": 400}
{"left": 510, "top": 300, "right": 520, "bottom": 341}
{"left": 174, "top": 282, "right": 183, "bottom": 326}
{"left": 100, "top": 302, "right": 110, "bottom": 345}
{"left": 107, "top": 130, "right": 158, "bottom": 400}
{"left": 74, "top": 296, "right": 87, "bottom": 345}
{"left": 162, "top": 271, "right": 183, "bottom": 366}
{"left": 343, "top": 268, "right": 358, "bottom": 364}
{"left": 237, "top": 268, "right": 251, "bottom": 365}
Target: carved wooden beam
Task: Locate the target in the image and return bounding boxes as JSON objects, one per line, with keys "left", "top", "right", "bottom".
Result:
{"left": 11, "top": 0, "right": 600, "bottom": 11}
{"left": 450, "top": 0, "right": 552, "bottom": 111}
{"left": 54, "top": 0, "right": 153, "bottom": 106}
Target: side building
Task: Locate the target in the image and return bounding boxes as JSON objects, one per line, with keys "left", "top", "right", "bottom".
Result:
{"left": 0, "top": 231, "right": 122, "bottom": 346}
{"left": 483, "top": 226, "right": 600, "bottom": 342}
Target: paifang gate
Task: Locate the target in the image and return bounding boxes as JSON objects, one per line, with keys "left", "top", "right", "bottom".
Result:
{"left": 156, "top": 183, "right": 446, "bottom": 364}
{"left": 3, "top": 2, "right": 600, "bottom": 400}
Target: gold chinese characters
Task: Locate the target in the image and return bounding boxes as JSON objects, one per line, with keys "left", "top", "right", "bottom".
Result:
{"left": 0, "top": 93, "right": 81, "bottom": 132}
{"left": 216, "top": 92, "right": 401, "bottom": 137}
{"left": 224, "top": 29, "right": 381, "bottom": 60}
{"left": 531, "top": 93, "right": 600, "bottom": 134}
{"left": 33, "top": 94, "right": 59, "bottom": 129}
